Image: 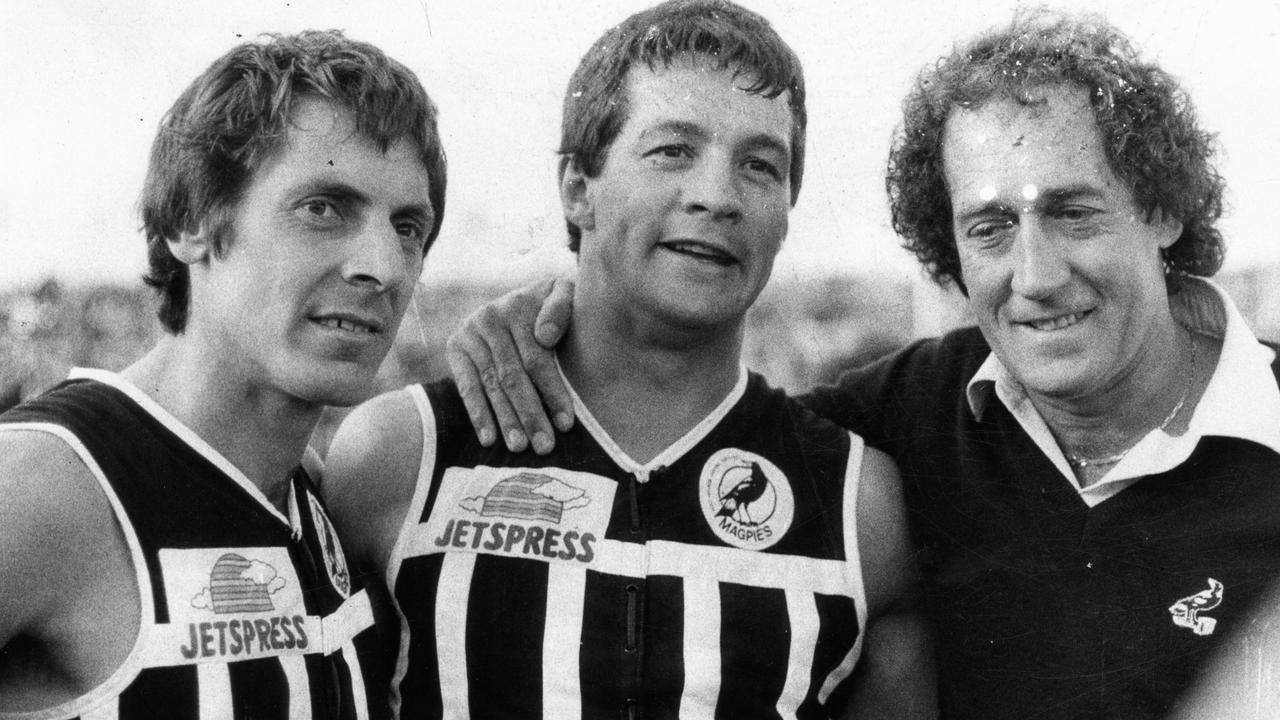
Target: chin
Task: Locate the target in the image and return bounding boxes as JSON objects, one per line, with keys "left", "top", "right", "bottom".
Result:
{"left": 284, "top": 365, "right": 381, "bottom": 408}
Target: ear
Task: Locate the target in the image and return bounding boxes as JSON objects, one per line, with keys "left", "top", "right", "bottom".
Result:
{"left": 559, "top": 157, "right": 595, "bottom": 234}
{"left": 167, "top": 224, "right": 215, "bottom": 266}
{"left": 1151, "top": 208, "right": 1183, "bottom": 250}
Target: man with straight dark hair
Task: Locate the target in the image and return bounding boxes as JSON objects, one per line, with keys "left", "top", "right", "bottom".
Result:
{"left": 0, "top": 30, "right": 446, "bottom": 719}
{"left": 324, "top": 2, "right": 933, "bottom": 718}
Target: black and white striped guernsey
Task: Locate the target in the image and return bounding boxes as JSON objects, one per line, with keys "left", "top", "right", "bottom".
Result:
{"left": 0, "top": 369, "right": 382, "bottom": 720}
{"left": 387, "top": 370, "right": 867, "bottom": 719}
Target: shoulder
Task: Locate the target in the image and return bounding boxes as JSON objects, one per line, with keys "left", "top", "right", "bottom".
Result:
{"left": 0, "top": 427, "right": 129, "bottom": 639}
{"left": 323, "top": 386, "right": 431, "bottom": 570}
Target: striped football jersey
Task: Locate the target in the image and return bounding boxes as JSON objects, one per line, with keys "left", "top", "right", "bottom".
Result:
{"left": 388, "top": 370, "right": 867, "bottom": 719}
{"left": 0, "top": 369, "right": 382, "bottom": 720}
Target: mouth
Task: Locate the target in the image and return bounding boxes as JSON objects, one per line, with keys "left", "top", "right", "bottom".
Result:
{"left": 311, "top": 314, "right": 383, "bottom": 335}
{"left": 1017, "top": 310, "right": 1091, "bottom": 332}
{"left": 658, "top": 240, "right": 739, "bottom": 267}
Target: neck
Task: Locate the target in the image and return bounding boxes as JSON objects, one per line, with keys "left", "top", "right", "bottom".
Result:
{"left": 561, "top": 291, "right": 744, "bottom": 465}
{"left": 122, "top": 334, "right": 322, "bottom": 510}
{"left": 1031, "top": 318, "right": 1212, "bottom": 487}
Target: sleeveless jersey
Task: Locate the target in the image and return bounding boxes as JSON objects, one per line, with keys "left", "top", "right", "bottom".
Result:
{"left": 387, "top": 371, "right": 867, "bottom": 720}
{"left": 0, "top": 369, "right": 382, "bottom": 720}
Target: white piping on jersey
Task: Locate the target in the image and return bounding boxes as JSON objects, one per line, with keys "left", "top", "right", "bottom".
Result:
{"left": 0, "top": 422, "right": 155, "bottom": 720}
{"left": 388, "top": 384, "right": 442, "bottom": 719}
{"left": 279, "top": 656, "right": 313, "bottom": 720}
{"left": 679, "top": 575, "right": 721, "bottom": 718}
{"left": 818, "top": 432, "right": 867, "bottom": 705}
{"left": 342, "top": 640, "right": 371, "bottom": 720}
{"left": 436, "top": 553, "right": 475, "bottom": 718}
{"left": 777, "top": 590, "right": 821, "bottom": 716}
{"left": 197, "top": 664, "right": 233, "bottom": 720}
{"left": 555, "top": 358, "right": 750, "bottom": 481}
{"left": 542, "top": 565, "right": 587, "bottom": 720}
{"left": 67, "top": 368, "right": 293, "bottom": 530}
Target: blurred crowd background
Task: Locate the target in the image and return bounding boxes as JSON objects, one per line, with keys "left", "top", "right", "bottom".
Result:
{"left": 5, "top": 263, "right": 1279, "bottom": 449}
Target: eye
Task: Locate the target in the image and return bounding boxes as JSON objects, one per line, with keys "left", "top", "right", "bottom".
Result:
{"left": 965, "top": 217, "right": 1015, "bottom": 247}
{"left": 744, "top": 157, "right": 782, "bottom": 181}
{"left": 395, "top": 220, "right": 427, "bottom": 248}
{"left": 1053, "top": 205, "right": 1100, "bottom": 222}
{"left": 297, "top": 197, "right": 343, "bottom": 224}
{"left": 645, "top": 144, "right": 694, "bottom": 167}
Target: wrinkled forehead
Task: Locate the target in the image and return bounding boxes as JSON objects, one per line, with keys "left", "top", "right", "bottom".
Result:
{"left": 941, "top": 85, "right": 1110, "bottom": 195}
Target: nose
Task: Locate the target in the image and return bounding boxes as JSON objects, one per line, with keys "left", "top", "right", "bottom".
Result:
{"left": 344, "top": 222, "right": 410, "bottom": 291}
{"left": 1010, "top": 218, "right": 1069, "bottom": 299}
{"left": 684, "top": 156, "right": 743, "bottom": 222}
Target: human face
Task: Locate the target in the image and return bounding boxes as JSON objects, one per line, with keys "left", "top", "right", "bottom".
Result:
{"left": 190, "top": 96, "right": 434, "bottom": 407}
{"left": 943, "top": 85, "right": 1182, "bottom": 401}
{"left": 570, "top": 56, "right": 793, "bottom": 331}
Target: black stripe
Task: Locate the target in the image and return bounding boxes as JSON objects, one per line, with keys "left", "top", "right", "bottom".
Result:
{"left": 716, "top": 583, "right": 787, "bottom": 720}
{"left": 643, "top": 575, "right": 685, "bottom": 720}
{"left": 228, "top": 657, "right": 289, "bottom": 720}
{"left": 466, "top": 555, "right": 548, "bottom": 717}
{"left": 396, "top": 553, "right": 445, "bottom": 719}
{"left": 120, "top": 666, "right": 199, "bottom": 719}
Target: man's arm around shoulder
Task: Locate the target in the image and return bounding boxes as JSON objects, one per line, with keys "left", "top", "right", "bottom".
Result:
{"left": 843, "top": 445, "right": 938, "bottom": 720}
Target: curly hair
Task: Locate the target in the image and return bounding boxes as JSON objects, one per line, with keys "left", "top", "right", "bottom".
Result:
{"left": 559, "top": 0, "right": 806, "bottom": 251}
{"left": 886, "top": 10, "right": 1224, "bottom": 292}
{"left": 140, "top": 30, "right": 447, "bottom": 333}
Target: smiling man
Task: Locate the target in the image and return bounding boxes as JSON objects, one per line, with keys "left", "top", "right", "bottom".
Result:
{"left": 322, "top": 2, "right": 933, "bottom": 719}
{"left": 444, "top": 9, "right": 1280, "bottom": 720}
{"left": 0, "top": 31, "right": 446, "bottom": 719}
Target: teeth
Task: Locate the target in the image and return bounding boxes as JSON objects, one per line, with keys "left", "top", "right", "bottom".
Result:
{"left": 318, "top": 317, "right": 374, "bottom": 334}
{"left": 665, "top": 241, "right": 734, "bottom": 265}
{"left": 1027, "top": 312, "right": 1085, "bottom": 331}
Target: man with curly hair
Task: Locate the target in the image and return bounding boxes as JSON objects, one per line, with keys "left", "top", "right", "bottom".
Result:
{"left": 0, "top": 30, "right": 446, "bottom": 718}
{"left": 444, "top": 9, "right": 1280, "bottom": 719}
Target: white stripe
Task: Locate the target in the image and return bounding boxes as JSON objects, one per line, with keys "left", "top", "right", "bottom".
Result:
{"left": 403, "top": 530, "right": 852, "bottom": 595}
{"left": 818, "top": 433, "right": 868, "bottom": 704}
{"left": 343, "top": 641, "right": 371, "bottom": 720}
{"left": 280, "top": 656, "right": 312, "bottom": 720}
{"left": 323, "top": 590, "right": 375, "bottom": 655}
{"left": 388, "top": 384, "right": 441, "bottom": 719}
{"left": 679, "top": 576, "right": 720, "bottom": 720}
{"left": 777, "top": 590, "right": 819, "bottom": 718}
{"left": 387, "top": 384, "right": 439, "bottom": 592}
{"left": 197, "top": 663, "right": 234, "bottom": 720}
{"left": 80, "top": 703, "right": 119, "bottom": 720}
{"left": 543, "top": 565, "right": 585, "bottom": 720}
{"left": 437, "top": 552, "right": 475, "bottom": 719}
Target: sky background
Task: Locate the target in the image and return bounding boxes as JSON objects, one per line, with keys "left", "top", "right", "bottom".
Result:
{"left": 2, "top": 0, "right": 1277, "bottom": 292}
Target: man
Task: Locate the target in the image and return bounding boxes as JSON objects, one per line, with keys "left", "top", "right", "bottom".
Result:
{"left": 0, "top": 31, "right": 446, "bottom": 719}
{"left": 323, "top": 2, "right": 933, "bottom": 718}
{"left": 448, "top": 10, "right": 1280, "bottom": 720}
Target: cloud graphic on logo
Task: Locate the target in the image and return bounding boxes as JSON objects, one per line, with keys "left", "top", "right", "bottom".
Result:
{"left": 242, "top": 560, "right": 286, "bottom": 595}
{"left": 533, "top": 479, "right": 588, "bottom": 508}
{"left": 460, "top": 496, "right": 486, "bottom": 513}
{"left": 191, "top": 587, "right": 214, "bottom": 609}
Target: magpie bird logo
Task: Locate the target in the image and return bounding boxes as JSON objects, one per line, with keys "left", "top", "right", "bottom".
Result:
{"left": 1169, "top": 578, "right": 1224, "bottom": 636}
{"left": 699, "top": 449, "right": 793, "bottom": 550}
{"left": 716, "top": 462, "right": 771, "bottom": 525}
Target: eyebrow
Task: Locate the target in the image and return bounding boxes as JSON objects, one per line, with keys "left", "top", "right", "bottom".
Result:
{"left": 954, "top": 183, "right": 1108, "bottom": 225}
